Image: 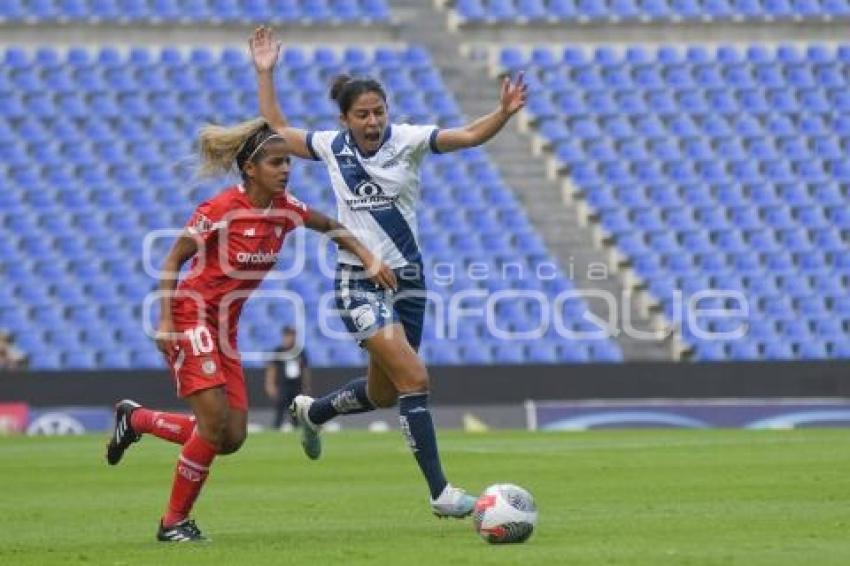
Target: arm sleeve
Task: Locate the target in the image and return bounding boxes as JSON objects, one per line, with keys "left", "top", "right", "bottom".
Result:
{"left": 284, "top": 192, "right": 311, "bottom": 227}
{"left": 304, "top": 130, "right": 337, "bottom": 162}
{"left": 184, "top": 199, "right": 228, "bottom": 245}
{"left": 427, "top": 127, "right": 442, "bottom": 154}
{"left": 400, "top": 124, "right": 442, "bottom": 160}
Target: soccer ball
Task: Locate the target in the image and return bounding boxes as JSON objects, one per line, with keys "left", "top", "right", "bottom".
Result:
{"left": 473, "top": 484, "right": 538, "bottom": 544}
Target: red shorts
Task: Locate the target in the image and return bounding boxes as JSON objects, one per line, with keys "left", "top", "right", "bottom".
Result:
{"left": 163, "top": 324, "right": 248, "bottom": 411}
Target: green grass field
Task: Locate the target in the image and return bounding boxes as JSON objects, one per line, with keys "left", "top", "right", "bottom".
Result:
{"left": 1, "top": 429, "right": 849, "bottom": 565}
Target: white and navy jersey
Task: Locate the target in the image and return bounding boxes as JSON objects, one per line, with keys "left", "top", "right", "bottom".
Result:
{"left": 306, "top": 124, "right": 440, "bottom": 268}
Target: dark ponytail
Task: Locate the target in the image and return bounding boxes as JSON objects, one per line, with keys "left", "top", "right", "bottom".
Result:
{"left": 329, "top": 74, "right": 353, "bottom": 104}
{"left": 328, "top": 73, "right": 387, "bottom": 114}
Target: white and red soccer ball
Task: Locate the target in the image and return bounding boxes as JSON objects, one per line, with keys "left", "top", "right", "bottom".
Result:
{"left": 473, "top": 484, "right": 538, "bottom": 544}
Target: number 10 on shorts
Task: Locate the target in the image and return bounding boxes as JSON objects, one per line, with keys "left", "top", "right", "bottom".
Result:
{"left": 184, "top": 326, "right": 214, "bottom": 356}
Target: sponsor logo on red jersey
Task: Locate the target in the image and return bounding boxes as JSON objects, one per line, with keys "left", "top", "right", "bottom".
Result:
{"left": 236, "top": 250, "right": 281, "bottom": 264}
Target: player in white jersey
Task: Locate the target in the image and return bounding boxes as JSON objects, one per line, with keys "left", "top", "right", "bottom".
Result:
{"left": 250, "top": 26, "right": 526, "bottom": 518}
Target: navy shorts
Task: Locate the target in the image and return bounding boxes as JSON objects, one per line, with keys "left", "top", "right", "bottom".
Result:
{"left": 334, "top": 262, "right": 426, "bottom": 350}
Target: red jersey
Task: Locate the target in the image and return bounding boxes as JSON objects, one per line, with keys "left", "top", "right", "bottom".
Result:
{"left": 172, "top": 184, "right": 310, "bottom": 342}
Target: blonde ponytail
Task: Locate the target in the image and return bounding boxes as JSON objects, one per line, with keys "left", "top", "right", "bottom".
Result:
{"left": 197, "top": 117, "right": 267, "bottom": 177}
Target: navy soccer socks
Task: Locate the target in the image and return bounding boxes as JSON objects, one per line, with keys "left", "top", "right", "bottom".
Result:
{"left": 307, "top": 377, "right": 375, "bottom": 426}
{"left": 399, "top": 392, "right": 448, "bottom": 500}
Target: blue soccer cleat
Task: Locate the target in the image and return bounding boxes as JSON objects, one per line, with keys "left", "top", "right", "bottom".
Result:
{"left": 431, "top": 484, "right": 476, "bottom": 519}
{"left": 290, "top": 395, "right": 322, "bottom": 460}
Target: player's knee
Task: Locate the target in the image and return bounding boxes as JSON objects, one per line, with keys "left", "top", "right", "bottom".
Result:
{"left": 394, "top": 358, "right": 429, "bottom": 394}
{"left": 370, "top": 390, "right": 398, "bottom": 408}
{"left": 196, "top": 412, "right": 229, "bottom": 451}
{"left": 217, "top": 415, "right": 248, "bottom": 455}
{"left": 219, "top": 433, "right": 246, "bottom": 455}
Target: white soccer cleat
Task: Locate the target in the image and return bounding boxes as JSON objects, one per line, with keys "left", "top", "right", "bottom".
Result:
{"left": 290, "top": 395, "right": 322, "bottom": 460}
{"left": 430, "top": 484, "right": 476, "bottom": 519}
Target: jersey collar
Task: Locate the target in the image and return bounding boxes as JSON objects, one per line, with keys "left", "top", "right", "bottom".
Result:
{"left": 236, "top": 183, "right": 276, "bottom": 214}
{"left": 347, "top": 125, "right": 392, "bottom": 159}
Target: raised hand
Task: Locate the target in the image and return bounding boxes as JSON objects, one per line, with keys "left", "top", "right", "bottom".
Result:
{"left": 499, "top": 71, "right": 528, "bottom": 116}
{"left": 250, "top": 25, "right": 280, "bottom": 73}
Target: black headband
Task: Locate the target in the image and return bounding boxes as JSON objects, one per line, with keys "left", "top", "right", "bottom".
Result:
{"left": 236, "top": 130, "right": 283, "bottom": 170}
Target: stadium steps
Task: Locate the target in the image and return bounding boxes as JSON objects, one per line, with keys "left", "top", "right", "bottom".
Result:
{"left": 394, "top": 0, "right": 673, "bottom": 361}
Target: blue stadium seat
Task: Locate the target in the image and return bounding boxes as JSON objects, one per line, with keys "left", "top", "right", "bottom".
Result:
{"left": 517, "top": 0, "right": 547, "bottom": 19}
{"left": 831, "top": 340, "right": 850, "bottom": 359}
{"left": 558, "top": 342, "right": 590, "bottom": 363}
{"left": 693, "top": 341, "right": 725, "bottom": 361}
{"left": 726, "top": 340, "right": 759, "bottom": 360}
{"left": 587, "top": 340, "right": 624, "bottom": 362}
{"left": 492, "top": 343, "right": 526, "bottom": 364}
{"left": 761, "top": 341, "right": 794, "bottom": 360}
{"left": 421, "top": 342, "right": 459, "bottom": 365}
{"left": 526, "top": 342, "right": 559, "bottom": 363}
{"left": 60, "top": 349, "right": 97, "bottom": 369}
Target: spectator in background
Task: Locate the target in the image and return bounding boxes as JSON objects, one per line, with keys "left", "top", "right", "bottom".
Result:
{"left": 0, "top": 330, "right": 28, "bottom": 371}
{"left": 265, "top": 326, "right": 310, "bottom": 431}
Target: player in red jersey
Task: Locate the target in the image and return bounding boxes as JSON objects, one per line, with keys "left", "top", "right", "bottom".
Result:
{"left": 105, "top": 118, "right": 395, "bottom": 542}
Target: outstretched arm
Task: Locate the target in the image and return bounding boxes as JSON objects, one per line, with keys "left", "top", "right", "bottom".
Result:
{"left": 433, "top": 72, "right": 527, "bottom": 153}
{"left": 304, "top": 210, "right": 397, "bottom": 291}
{"left": 250, "top": 26, "right": 315, "bottom": 160}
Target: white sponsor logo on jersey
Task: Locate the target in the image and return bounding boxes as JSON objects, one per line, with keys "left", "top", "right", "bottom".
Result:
{"left": 381, "top": 147, "right": 411, "bottom": 168}
{"left": 344, "top": 181, "right": 397, "bottom": 211}
{"left": 236, "top": 251, "right": 280, "bottom": 264}
{"left": 352, "top": 180, "right": 383, "bottom": 197}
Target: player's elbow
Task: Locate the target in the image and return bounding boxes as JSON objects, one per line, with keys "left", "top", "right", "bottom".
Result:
{"left": 267, "top": 119, "right": 287, "bottom": 136}
{"left": 469, "top": 133, "right": 488, "bottom": 148}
